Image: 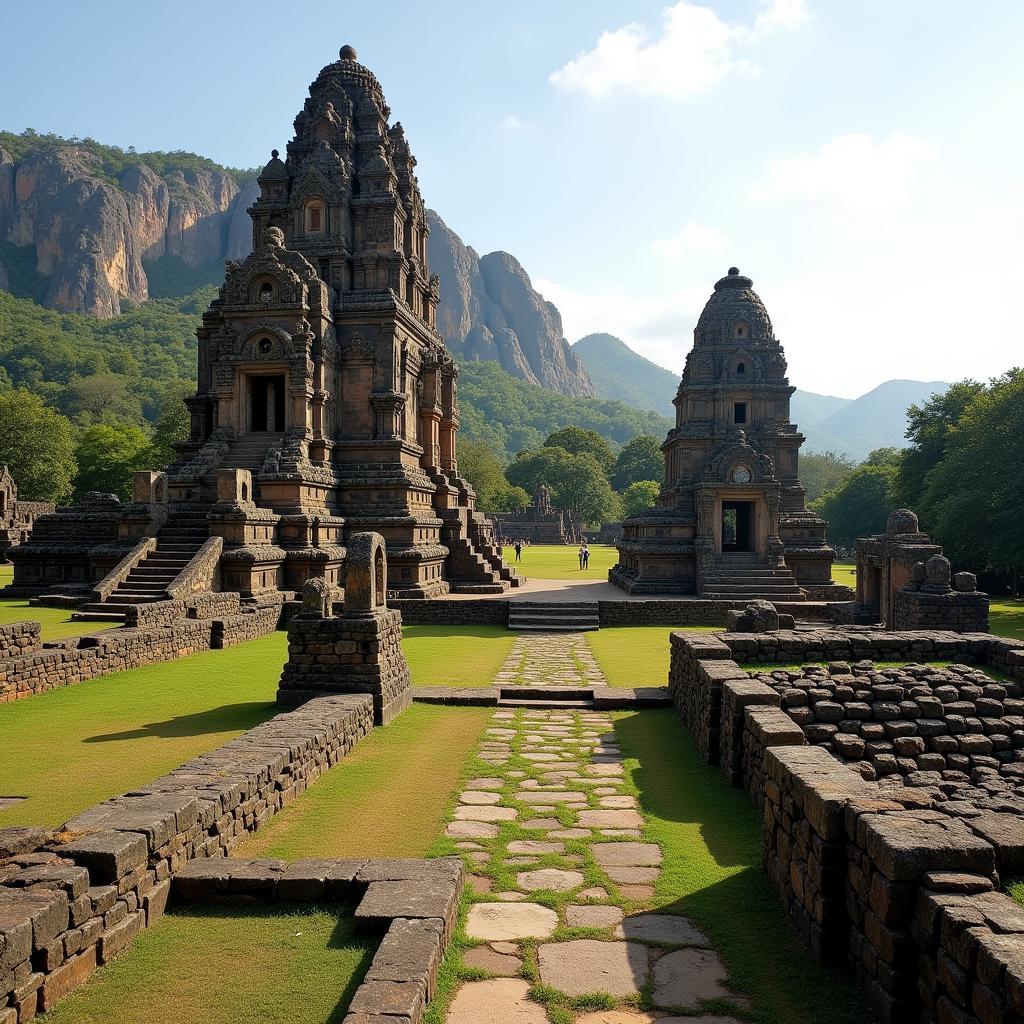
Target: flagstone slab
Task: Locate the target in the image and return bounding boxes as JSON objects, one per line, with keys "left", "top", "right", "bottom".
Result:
{"left": 446, "top": 820, "right": 499, "bottom": 839}
{"left": 592, "top": 843, "right": 662, "bottom": 867}
{"left": 651, "top": 948, "right": 732, "bottom": 1009}
{"left": 565, "top": 904, "right": 625, "bottom": 928}
{"left": 578, "top": 809, "right": 644, "bottom": 829}
{"left": 461, "top": 791, "right": 503, "bottom": 805}
{"left": 520, "top": 818, "right": 561, "bottom": 830}
{"left": 537, "top": 938, "right": 649, "bottom": 997}
{"left": 466, "top": 902, "right": 559, "bottom": 941}
{"left": 616, "top": 914, "right": 711, "bottom": 946}
{"left": 463, "top": 946, "right": 523, "bottom": 975}
{"left": 454, "top": 806, "right": 518, "bottom": 822}
{"left": 605, "top": 866, "right": 660, "bottom": 884}
{"left": 446, "top": 978, "right": 548, "bottom": 1023}
{"left": 515, "top": 868, "right": 584, "bottom": 892}
{"left": 507, "top": 840, "right": 564, "bottom": 854}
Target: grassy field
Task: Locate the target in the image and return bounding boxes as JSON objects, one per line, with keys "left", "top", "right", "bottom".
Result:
{"left": 833, "top": 560, "right": 856, "bottom": 588}
{"left": 0, "top": 594, "right": 120, "bottom": 641}
{"left": 0, "top": 632, "right": 285, "bottom": 827}
{"left": 501, "top": 542, "right": 618, "bottom": 580}
{"left": 403, "top": 624, "right": 514, "bottom": 686}
{"left": 587, "top": 624, "right": 717, "bottom": 687}
{"left": 616, "top": 709, "right": 873, "bottom": 1024}
{"left": 240, "top": 704, "right": 489, "bottom": 860}
{"left": 41, "top": 903, "right": 374, "bottom": 1024}
{"left": 991, "top": 598, "right": 1024, "bottom": 640}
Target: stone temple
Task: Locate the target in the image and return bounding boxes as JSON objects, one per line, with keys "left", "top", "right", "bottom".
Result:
{"left": 492, "top": 483, "right": 580, "bottom": 545}
{"left": 10, "top": 47, "right": 517, "bottom": 605}
{"left": 610, "top": 268, "right": 838, "bottom": 599}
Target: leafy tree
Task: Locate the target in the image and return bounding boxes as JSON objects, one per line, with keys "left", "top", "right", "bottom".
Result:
{"left": 611, "top": 435, "right": 664, "bottom": 490}
{"left": 799, "top": 450, "right": 857, "bottom": 504}
{"left": 492, "top": 483, "right": 530, "bottom": 513}
{"left": 63, "top": 372, "right": 143, "bottom": 425}
{"left": 457, "top": 438, "right": 512, "bottom": 514}
{"left": 919, "top": 369, "right": 1024, "bottom": 586}
{"left": 148, "top": 380, "right": 193, "bottom": 468}
{"left": 898, "top": 380, "right": 986, "bottom": 513}
{"left": 506, "top": 447, "right": 621, "bottom": 526}
{"left": 544, "top": 426, "right": 615, "bottom": 473}
{"left": 622, "top": 480, "right": 660, "bottom": 518}
{"left": 0, "top": 389, "right": 77, "bottom": 502}
{"left": 812, "top": 451, "right": 901, "bottom": 549}
{"left": 74, "top": 423, "right": 153, "bottom": 500}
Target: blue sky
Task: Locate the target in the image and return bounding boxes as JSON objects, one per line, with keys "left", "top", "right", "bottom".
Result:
{"left": 3, "top": 1, "right": 1023, "bottom": 396}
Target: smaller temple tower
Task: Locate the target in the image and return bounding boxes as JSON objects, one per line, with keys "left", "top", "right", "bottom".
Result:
{"left": 611, "top": 268, "right": 838, "bottom": 598}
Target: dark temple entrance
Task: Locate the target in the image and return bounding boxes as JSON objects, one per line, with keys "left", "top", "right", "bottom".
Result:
{"left": 721, "top": 500, "right": 753, "bottom": 553}
{"left": 250, "top": 374, "right": 286, "bottom": 432}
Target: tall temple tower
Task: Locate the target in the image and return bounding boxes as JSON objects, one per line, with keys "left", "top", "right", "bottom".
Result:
{"left": 610, "top": 267, "right": 837, "bottom": 598}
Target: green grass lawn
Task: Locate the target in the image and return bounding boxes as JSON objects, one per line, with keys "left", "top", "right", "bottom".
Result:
{"left": 587, "top": 624, "right": 718, "bottom": 687}
{"left": 41, "top": 903, "right": 374, "bottom": 1024}
{"left": 0, "top": 632, "right": 286, "bottom": 828}
{"left": 402, "top": 624, "right": 514, "bottom": 686}
{"left": 0, "top": 562, "right": 12, "bottom": 587}
{"left": 0, "top": 593, "right": 120, "bottom": 641}
{"left": 616, "top": 709, "right": 873, "bottom": 1024}
{"left": 833, "top": 560, "right": 856, "bottom": 588}
{"left": 501, "top": 542, "right": 618, "bottom": 580}
{"left": 991, "top": 598, "right": 1024, "bottom": 641}
{"left": 240, "top": 703, "right": 490, "bottom": 860}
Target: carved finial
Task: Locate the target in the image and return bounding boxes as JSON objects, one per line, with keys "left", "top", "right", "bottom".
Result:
{"left": 262, "top": 226, "right": 285, "bottom": 249}
{"left": 728, "top": 267, "right": 739, "bottom": 276}
{"left": 271, "top": 148, "right": 279, "bottom": 159}
{"left": 339, "top": 44, "right": 358, "bottom": 61}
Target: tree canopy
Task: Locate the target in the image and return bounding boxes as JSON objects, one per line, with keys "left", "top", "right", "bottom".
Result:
{"left": 0, "top": 389, "right": 77, "bottom": 502}
{"left": 611, "top": 435, "right": 664, "bottom": 490}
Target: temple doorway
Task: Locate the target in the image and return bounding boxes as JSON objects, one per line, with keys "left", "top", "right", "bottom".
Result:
{"left": 721, "top": 501, "right": 753, "bottom": 553}
{"left": 249, "top": 374, "right": 286, "bottom": 432}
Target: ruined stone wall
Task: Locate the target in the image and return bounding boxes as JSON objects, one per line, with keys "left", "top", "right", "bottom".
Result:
{"left": 894, "top": 589, "right": 989, "bottom": 633}
{"left": 0, "top": 621, "right": 39, "bottom": 659}
{"left": 667, "top": 626, "right": 1024, "bottom": 1024}
{"left": 125, "top": 591, "right": 242, "bottom": 628}
{"left": 0, "top": 693, "right": 373, "bottom": 1020}
{"left": 390, "top": 598, "right": 510, "bottom": 626}
{"left": 0, "top": 604, "right": 283, "bottom": 701}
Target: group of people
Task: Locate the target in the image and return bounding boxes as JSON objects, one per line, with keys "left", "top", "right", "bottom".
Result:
{"left": 503, "top": 537, "right": 591, "bottom": 569}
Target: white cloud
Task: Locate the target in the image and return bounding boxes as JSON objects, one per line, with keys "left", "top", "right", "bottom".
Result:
{"left": 652, "top": 221, "right": 729, "bottom": 260}
{"left": 549, "top": 0, "right": 808, "bottom": 100}
{"left": 749, "top": 131, "right": 936, "bottom": 211}
{"left": 499, "top": 114, "right": 530, "bottom": 133}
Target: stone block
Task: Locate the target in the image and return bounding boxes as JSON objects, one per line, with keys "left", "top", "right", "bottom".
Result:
{"left": 38, "top": 944, "right": 96, "bottom": 1012}
{"left": 56, "top": 830, "right": 147, "bottom": 885}
{"left": 864, "top": 815, "right": 995, "bottom": 882}
{"left": 0, "top": 889, "right": 68, "bottom": 951}
{"left": 97, "top": 909, "right": 144, "bottom": 963}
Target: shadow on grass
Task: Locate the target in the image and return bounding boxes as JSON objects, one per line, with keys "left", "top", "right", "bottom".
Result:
{"left": 83, "top": 701, "right": 276, "bottom": 743}
{"left": 615, "top": 709, "right": 875, "bottom": 1024}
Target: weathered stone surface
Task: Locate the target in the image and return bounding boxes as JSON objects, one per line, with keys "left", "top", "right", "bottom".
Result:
{"left": 465, "top": 903, "right": 558, "bottom": 941}
{"left": 566, "top": 904, "right": 625, "bottom": 929}
{"left": 592, "top": 843, "right": 662, "bottom": 868}
{"left": 462, "top": 946, "right": 522, "bottom": 975}
{"left": 55, "top": 830, "right": 147, "bottom": 885}
{"left": 537, "top": 938, "right": 649, "bottom": 997}
{"left": 616, "top": 915, "right": 710, "bottom": 946}
{"left": 651, "top": 948, "right": 733, "bottom": 1009}
{"left": 578, "top": 810, "right": 643, "bottom": 829}
{"left": 445, "top": 977, "right": 547, "bottom": 1023}
{"left": 514, "top": 869, "right": 584, "bottom": 893}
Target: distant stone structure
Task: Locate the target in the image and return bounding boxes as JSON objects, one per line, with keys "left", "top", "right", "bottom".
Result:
{"left": 611, "top": 268, "right": 838, "bottom": 600}
{"left": 855, "top": 508, "right": 988, "bottom": 631}
{"left": 493, "top": 482, "right": 580, "bottom": 544}
{"left": 0, "top": 467, "right": 54, "bottom": 562}
{"left": 9, "top": 47, "right": 517, "bottom": 607}
{"left": 277, "top": 531, "right": 412, "bottom": 724}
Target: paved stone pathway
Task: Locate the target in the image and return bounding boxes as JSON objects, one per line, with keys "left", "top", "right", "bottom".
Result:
{"left": 492, "top": 632, "right": 607, "bottom": 688}
{"left": 442, "top": 650, "right": 749, "bottom": 1023}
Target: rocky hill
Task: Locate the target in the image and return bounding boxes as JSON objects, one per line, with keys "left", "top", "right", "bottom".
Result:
{"left": 426, "top": 210, "right": 594, "bottom": 397}
{"left": 0, "top": 133, "right": 257, "bottom": 317}
{"left": 573, "top": 332, "right": 678, "bottom": 417}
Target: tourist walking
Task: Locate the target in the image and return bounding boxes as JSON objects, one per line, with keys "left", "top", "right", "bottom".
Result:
{"left": 578, "top": 544, "right": 586, "bottom": 570}
{"left": 582, "top": 544, "right": 590, "bottom": 569}
{"left": 513, "top": 540, "right": 523, "bottom": 562}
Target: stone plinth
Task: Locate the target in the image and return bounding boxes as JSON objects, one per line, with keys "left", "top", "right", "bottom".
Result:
{"left": 276, "top": 533, "right": 412, "bottom": 724}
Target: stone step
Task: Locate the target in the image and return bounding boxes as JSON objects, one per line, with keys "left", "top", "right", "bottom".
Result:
{"left": 497, "top": 698, "right": 595, "bottom": 708}
{"left": 508, "top": 622, "right": 600, "bottom": 633}
{"left": 71, "top": 608, "right": 127, "bottom": 622}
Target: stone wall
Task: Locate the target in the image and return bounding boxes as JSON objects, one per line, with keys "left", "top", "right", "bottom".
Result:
{"left": 0, "top": 693, "right": 374, "bottom": 1020}
{"left": 666, "top": 626, "right": 1024, "bottom": 1023}
{"left": 0, "top": 603, "right": 283, "bottom": 702}
{"left": 894, "top": 588, "right": 989, "bottom": 633}
{"left": 125, "top": 591, "right": 242, "bottom": 628}
{"left": 0, "top": 621, "right": 39, "bottom": 659}
{"left": 391, "top": 598, "right": 510, "bottom": 626}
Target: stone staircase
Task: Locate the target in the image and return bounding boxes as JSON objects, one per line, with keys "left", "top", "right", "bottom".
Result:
{"left": 497, "top": 686, "right": 596, "bottom": 709}
{"left": 73, "top": 510, "right": 211, "bottom": 622}
{"left": 445, "top": 511, "right": 522, "bottom": 593}
{"left": 216, "top": 432, "right": 283, "bottom": 495}
{"left": 507, "top": 601, "right": 600, "bottom": 632}
{"left": 700, "top": 555, "right": 804, "bottom": 601}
